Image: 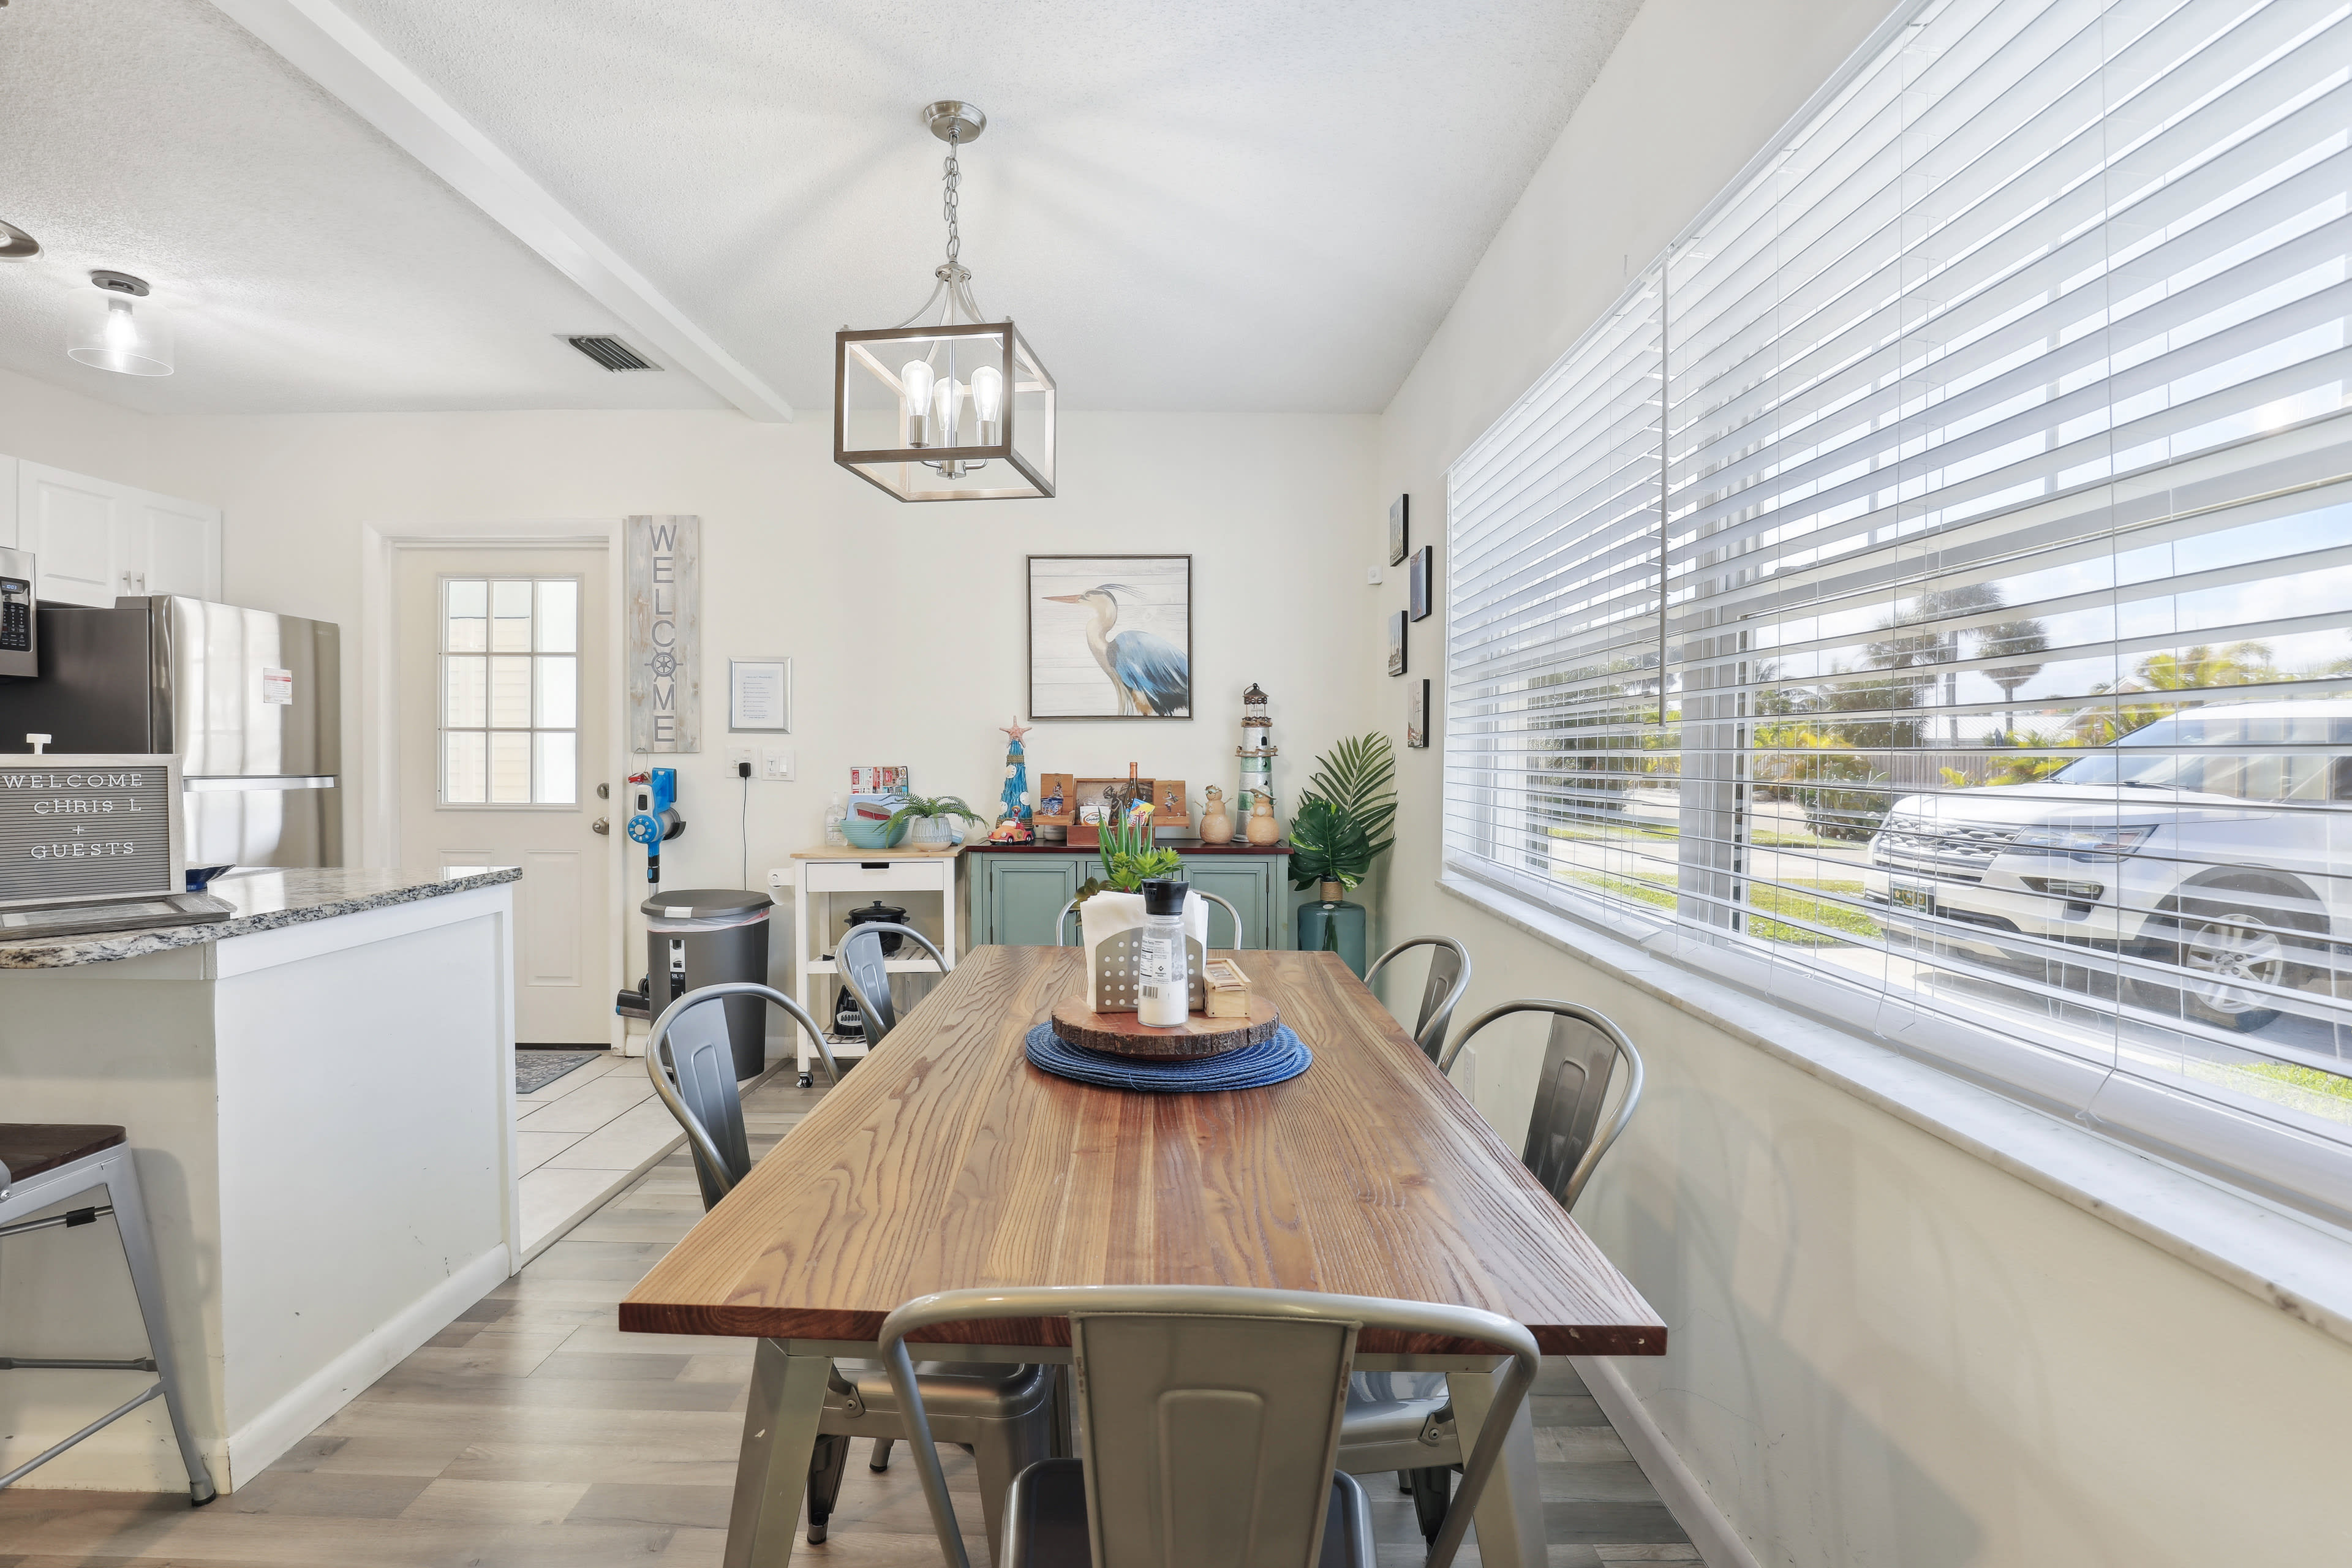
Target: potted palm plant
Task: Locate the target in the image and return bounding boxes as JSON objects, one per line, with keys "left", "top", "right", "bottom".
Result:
{"left": 884, "top": 793, "right": 987, "bottom": 847}
{"left": 1287, "top": 734, "right": 1396, "bottom": 974}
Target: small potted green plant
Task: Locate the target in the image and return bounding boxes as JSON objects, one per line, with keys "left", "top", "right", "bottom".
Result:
{"left": 1076, "top": 793, "right": 1182, "bottom": 902}
{"left": 884, "top": 793, "right": 988, "bottom": 847}
{"left": 1288, "top": 734, "right": 1396, "bottom": 974}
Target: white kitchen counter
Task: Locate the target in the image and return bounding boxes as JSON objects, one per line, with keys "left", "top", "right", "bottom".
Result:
{"left": 0, "top": 867, "right": 518, "bottom": 1493}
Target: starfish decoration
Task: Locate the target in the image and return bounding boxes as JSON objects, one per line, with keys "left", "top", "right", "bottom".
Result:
{"left": 1000, "top": 720, "right": 1033, "bottom": 743}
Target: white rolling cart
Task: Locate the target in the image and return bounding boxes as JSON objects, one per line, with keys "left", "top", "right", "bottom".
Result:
{"left": 772, "top": 843, "right": 963, "bottom": 1087}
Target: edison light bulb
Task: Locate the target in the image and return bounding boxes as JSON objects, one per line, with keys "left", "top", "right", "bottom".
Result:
{"left": 937, "top": 376, "right": 964, "bottom": 445}
{"left": 900, "top": 360, "right": 936, "bottom": 447}
{"left": 970, "top": 363, "right": 1004, "bottom": 442}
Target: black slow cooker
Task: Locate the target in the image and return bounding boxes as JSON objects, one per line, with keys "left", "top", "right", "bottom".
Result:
{"left": 843, "top": 899, "right": 910, "bottom": 956}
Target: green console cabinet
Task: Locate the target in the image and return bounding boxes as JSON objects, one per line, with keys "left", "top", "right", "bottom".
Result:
{"left": 968, "top": 840, "right": 1292, "bottom": 951}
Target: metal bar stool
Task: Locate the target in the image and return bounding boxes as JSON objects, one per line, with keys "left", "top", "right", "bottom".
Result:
{"left": 0, "top": 1125, "right": 216, "bottom": 1502}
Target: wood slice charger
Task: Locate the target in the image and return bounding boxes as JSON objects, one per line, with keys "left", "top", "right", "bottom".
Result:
{"left": 1049, "top": 994, "right": 1282, "bottom": 1059}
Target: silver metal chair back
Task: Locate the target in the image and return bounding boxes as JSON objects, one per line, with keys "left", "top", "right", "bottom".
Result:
{"left": 1365, "top": 935, "right": 1472, "bottom": 1063}
{"left": 1054, "top": 889, "right": 1246, "bottom": 948}
{"left": 837, "top": 921, "right": 951, "bottom": 1043}
{"left": 647, "top": 982, "right": 838, "bottom": 1210}
{"left": 1442, "top": 1000, "right": 1645, "bottom": 1212}
{"left": 882, "top": 1284, "right": 1537, "bottom": 1568}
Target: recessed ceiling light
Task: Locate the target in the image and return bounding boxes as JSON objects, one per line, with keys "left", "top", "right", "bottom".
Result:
{"left": 0, "top": 220, "right": 39, "bottom": 261}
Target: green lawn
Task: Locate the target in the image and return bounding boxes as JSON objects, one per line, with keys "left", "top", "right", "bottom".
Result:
{"left": 1747, "top": 880, "right": 1882, "bottom": 946}
{"left": 2241, "top": 1060, "right": 2352, "bottom": 1104}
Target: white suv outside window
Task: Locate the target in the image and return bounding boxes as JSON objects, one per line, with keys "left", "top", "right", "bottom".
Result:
{"left": 1863, "top": 701, "right": 2352, "bottom": 1034}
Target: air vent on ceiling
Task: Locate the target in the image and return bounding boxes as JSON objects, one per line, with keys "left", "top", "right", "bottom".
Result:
{"left": 565, "top": 334, "right": 660, "bottom": 372}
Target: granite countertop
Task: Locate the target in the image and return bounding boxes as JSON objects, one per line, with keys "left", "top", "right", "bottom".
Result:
{"left": 0, "top": 867, "right": 522, "bottom": 971}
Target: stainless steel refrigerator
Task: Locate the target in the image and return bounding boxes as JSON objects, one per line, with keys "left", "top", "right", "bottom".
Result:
{"left": 0, "top": 596, "right": 342, "bottom": 868}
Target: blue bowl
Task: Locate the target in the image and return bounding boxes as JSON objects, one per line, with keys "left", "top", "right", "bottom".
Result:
{"left": 843, "top": 815, "right": 909, "bottom": 850}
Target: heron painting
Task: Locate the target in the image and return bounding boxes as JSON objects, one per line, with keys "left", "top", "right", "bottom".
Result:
{"left": 1027, "top": 555, "right": 1192, "bottom": 719}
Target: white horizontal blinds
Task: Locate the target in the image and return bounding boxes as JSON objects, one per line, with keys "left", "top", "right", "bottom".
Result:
{"left": 1447, "top": 0, "right": 2352, "bottom": 1212}
{"left": 1445, "top": 266, "right": 1664, "bottom": 895}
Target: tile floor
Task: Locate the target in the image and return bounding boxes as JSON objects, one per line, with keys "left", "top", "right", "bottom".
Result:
{"left": 2, "top": 1071, "right": 1698, "bottom": 1567}
{"left": 514, "top": 1049, "right": 728, "bottom": 1262}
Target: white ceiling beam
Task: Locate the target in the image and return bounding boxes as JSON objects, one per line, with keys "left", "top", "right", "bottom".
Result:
{"left": 211, "top": 0, "right": 794, "bottom": 423}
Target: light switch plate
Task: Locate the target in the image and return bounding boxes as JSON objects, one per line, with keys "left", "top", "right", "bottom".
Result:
{"left": 1366, "top": 565, "right": 1383, "bottom": 584}
{"left": 763, "top": 747, "right": 795, "bottom": 780}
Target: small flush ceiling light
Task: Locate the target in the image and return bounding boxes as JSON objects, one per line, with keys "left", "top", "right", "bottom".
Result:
{"left": 0, "top": 219, "right": 39, "bottom": 261}
{"left": 834, "top": 100, "right": 1056, "bottom": 502}
{"left": 69, "top": 271, "right": 173, "bottom": 377}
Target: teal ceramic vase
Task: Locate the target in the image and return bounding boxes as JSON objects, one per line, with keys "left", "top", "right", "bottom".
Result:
{"left": 1295, "top": 881, "right": 1366, "bottom": 977}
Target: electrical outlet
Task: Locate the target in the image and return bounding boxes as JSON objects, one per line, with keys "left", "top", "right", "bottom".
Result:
{"left": 763, "top": 747, "right": 795, "bottom": 781}
{"left": 726, "top": 746, "right": 755, "bottom": 770}
{"left": 1366, "top": 564, "right": 1383, "bottom": 584}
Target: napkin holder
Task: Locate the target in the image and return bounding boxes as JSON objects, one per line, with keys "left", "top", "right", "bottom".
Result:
{"left": 1079, "top": 889, "right": 1210, "bottom": 1013}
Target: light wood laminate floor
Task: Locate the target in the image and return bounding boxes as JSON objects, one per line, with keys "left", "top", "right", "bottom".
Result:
{"left": 0, "top": 1072, "right": 1695, "bottom": 1566}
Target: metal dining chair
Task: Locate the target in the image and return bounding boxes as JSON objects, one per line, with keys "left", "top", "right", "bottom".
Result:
{"left": 837, "top": 921, "right": 952, "bottom": 1044}
{"left": 646, "top": 984, "right": 1054, "bottom": 1558}
{"left": 1338, "top": 999, "right": 1646, "bottom": 1541}
{"left": 1364, "top": 935, "right": 1473, "bottom": 1063}
{"left": 881, "top": 1283, "right": 1539, "bottom": 1568}
{"left": 1052, "top": 889, "right": 1246, "bottom": 948}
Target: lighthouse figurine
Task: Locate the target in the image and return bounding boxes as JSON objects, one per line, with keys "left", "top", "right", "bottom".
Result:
{"left": 1237, "top": 682, "right": 1276, "bottom": 818}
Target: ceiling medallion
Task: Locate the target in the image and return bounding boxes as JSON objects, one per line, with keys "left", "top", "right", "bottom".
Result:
{"left": 834, "top": 101, "right": 1056, "bottom": 502}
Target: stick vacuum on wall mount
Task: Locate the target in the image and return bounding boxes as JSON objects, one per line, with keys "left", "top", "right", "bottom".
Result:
{"left": 614, "top": 767, "right": 686, "bottom": 1021}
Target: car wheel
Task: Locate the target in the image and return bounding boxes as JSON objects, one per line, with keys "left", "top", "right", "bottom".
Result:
{"left": 2158, "top": 894, "right": 2312, "bottom": 1032}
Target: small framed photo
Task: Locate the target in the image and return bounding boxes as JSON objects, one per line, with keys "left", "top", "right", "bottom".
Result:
{"left": 1388, "top": 494, "right": 1410, "bottom": 567}
{"left": 1387, "top": 611, "right": 1408, "bottom": 676}
{"left": 1408, "top": 546, "right": 1434, "bottom": 622}
{"left": 728, "top": 657, "right": 792, "bottom": 732}
{"left": 1151, "top": 779, "right": 1189, "bottom": 826}
{"left": 1035, "top": 772, "right": 1076, "bottom": 824}
{"left": 1406, "top": 679, "right": 1431, "bottom": 748}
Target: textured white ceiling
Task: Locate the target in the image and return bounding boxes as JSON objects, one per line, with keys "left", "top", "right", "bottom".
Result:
{"left": 1, "top": 0, "right": 1641, "bottom": 416}
{"left": 0, "top": 0, "right": 724, "bottom": 414}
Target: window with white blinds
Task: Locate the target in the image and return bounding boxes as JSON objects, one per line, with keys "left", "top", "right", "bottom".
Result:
{"left": 1446, "top": 0, "right": 2352, "bottom": 1217}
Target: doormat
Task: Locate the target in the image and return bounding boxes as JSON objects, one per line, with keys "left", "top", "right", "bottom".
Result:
{"left": 517, "top": 1049, "right": 603, "bottom": 1095}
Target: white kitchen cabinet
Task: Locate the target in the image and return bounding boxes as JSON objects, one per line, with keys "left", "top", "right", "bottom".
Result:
{"left": 11, "top": 460, "right": 222, "bottom": 606}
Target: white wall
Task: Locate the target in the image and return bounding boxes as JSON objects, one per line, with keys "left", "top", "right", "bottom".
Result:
{"left": 1372, "top": 1, "right": 2352, "bottom": 1564}
{"left": 132, "top": 404, "right": 1373, "bottom": 873}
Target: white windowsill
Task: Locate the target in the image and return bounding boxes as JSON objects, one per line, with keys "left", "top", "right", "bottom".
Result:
{"left": 1441, "top": 870, "right": 2352, "bottom": 1352}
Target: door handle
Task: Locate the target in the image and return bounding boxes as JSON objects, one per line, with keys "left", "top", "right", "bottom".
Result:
{"left": 591, "top": 817, "right": 609, "bottom": 835}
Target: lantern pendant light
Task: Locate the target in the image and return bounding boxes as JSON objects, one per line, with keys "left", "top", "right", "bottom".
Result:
{"left": 834, "top": 102, "right": 1057, "bottom": 502}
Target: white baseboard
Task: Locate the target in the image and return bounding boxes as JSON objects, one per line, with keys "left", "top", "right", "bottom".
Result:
{"left": 1572, "top": 1355, "right": 1762, "bottom": 1568}
{"left": 224, "top": 1242, "right": 511, "bottom": 1488}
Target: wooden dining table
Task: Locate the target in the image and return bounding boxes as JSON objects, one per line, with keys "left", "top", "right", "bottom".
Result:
{"left": 622, "top": 944, "right": 1666, "bottom": 1568}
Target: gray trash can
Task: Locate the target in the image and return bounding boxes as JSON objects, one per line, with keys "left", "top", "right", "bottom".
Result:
{"left": 643, "top": 889, "right": 772, "bottom": 1080}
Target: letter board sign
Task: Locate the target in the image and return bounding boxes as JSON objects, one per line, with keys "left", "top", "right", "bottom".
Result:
{"left": 0, "top": 755, "right": 185, "bottom": 909}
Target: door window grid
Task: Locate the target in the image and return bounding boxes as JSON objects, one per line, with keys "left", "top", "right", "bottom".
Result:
{"left": 441, "top": 578, "right": 579, "bottom": 805}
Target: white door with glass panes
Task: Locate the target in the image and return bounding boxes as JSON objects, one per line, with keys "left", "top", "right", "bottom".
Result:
{"left": 398, "top": 548, "right": 611, "bottom": 1044}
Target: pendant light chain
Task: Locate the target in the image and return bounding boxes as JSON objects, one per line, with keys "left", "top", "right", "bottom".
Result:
{"left": 941, "top": 126, "right": 963, "bottom": 270}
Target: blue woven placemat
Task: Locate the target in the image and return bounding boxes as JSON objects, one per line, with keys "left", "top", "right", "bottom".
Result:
{"left": 1026, "top": 1021, "right": 1312, "bottom": 1093}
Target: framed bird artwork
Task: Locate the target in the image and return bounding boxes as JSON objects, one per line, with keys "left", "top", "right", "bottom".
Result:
{"left": 1027, "top": 555, "right": 1193, "bottom": 719}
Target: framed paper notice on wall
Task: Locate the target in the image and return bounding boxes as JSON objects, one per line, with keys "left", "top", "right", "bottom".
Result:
{"left": 728, "top": 658, "right": 792, "bottom": 733}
